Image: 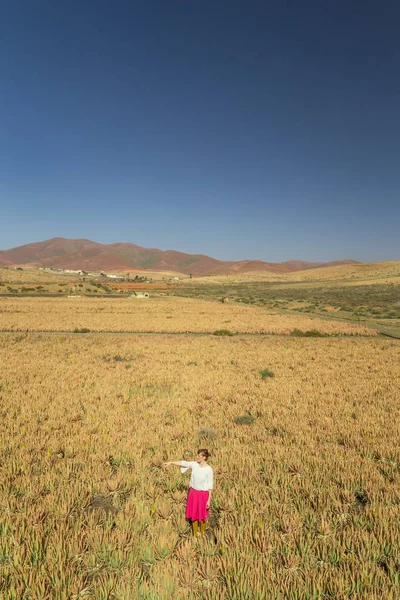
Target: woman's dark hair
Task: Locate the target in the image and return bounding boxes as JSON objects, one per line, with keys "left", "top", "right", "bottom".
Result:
{"left": 198, "top": 448, "right": 210, "bottom": 460}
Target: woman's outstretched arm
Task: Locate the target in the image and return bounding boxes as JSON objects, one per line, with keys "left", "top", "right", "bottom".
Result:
{"left": 164, "top": 460, "right": 183, "bottom": 467}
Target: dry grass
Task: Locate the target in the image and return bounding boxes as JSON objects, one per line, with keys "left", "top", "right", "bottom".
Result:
{"left": 187, "top": 261, "right": 400, "bottom": 285}
{"left": 1, "top": 333, "right": 399, "bottom": 599}
{"left": 184, "top": 272, "right": 285, "bottom": 284}
{"left": 0, "top": 296, "right": 376, "bottom": 335}
{"left": 0, "top": 266, "right": 188, "bottom": 284}
{"left": 284, "top": 261, "right": 400, "bottom": 283}
{"left": 0, "top": 267, "right": 79, "bottom": 284}
{"left": 111, "top": 268, "right": 188, "bottom": 279}
{"left": 2, "top": 261, "right": 399, "bottom": 287}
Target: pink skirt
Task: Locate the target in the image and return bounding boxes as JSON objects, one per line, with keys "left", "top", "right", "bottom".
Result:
{"left": 185, "top": 488, "right": 210, "bottom": 522}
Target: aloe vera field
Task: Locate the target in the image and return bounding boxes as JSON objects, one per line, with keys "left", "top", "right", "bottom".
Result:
{"left": 1, "top": 295, "right": 400, "bottom": 599}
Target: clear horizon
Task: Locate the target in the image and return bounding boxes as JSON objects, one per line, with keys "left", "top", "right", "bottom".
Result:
{"left": 1, "top": 1, "right": 399, "bottom": 262}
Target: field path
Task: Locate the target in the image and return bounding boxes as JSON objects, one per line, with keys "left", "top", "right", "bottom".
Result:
{"left": 0, "top": 329, "right": 397, "bottom": 339}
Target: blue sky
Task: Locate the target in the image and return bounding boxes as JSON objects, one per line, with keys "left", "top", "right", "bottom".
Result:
{"left": 1, "top": 0, "right": 399, "bottom": 262}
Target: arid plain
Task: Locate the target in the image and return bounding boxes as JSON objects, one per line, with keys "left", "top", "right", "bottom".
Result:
{"left": 1, "top": 263, "right": 400, "bottom": 599}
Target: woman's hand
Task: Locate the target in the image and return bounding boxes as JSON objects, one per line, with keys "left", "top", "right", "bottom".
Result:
{"left": 163, "top": 460, "right": 183, "bottom": 468}
{"left": 206, "top": 499, "right": 210, "bottom": 510}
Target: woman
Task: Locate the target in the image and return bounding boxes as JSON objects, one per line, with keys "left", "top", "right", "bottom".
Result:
{"left": 164, "top": 448, "right": 213, "bottom": 537}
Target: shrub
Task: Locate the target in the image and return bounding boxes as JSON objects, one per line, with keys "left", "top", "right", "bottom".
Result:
{"left": 291, "top": 329, "right": 326, "bottom": 337}
{"left": 112, "top": 354, "right": 132, "bottom": 362}
{"left": 234, "top": 414, "right": 255, "bottom": 426}
{"left": 213, "top": 329, "right": 234, "bottom": 336}
{"left": 103, "top": 354, "right": 134, "bottom": 363}
{"left": 113, "top": 354, "right": 124, "bottom": 362}
{"left": 85, "top": 494, "right": 117, "bottom": 516}
{"left": 354, "top": 488, "right": 370, "bottom": 509}
{"left": 73, "top": 328, "right": 90, "bottom": 333}
{"left": 265, "top": 426, "right": 285, "bottom": 437}
{"left": 259, "top": 368, "right": 274, "bottom": 380}
{"left": 198, "top": 427, "right": 217, "bottom": 440}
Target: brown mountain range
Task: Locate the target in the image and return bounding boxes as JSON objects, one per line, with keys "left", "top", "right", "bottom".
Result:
{"left": 0, "top": 238, "right": 359, "bottom": 276}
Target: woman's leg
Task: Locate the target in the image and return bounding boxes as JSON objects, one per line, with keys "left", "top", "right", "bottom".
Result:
{"left": 191, "top": 520, "right": 199, "bottom": 537}
{"left": 200, "top": 520, "right": 206, "bottom": 535}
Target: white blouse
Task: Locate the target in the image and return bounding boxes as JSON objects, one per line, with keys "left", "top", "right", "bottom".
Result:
{"left": 180, "top": 460, "right": 214, "bottom": 492}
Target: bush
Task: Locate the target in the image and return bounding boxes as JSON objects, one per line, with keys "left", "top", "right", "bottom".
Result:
{"left": 234, "top": 414, "right": 255, "bottom": 426}
{"left": 213, "top": 329, "right": 234, "bottom": 337}
{"left": 354, "top": 488, "right": 370, "bottom": 509}
{"left": 291, "top": 329, "right": 326, "bottom": 337}
{"left": 198, "top": 427, "right": 217, "bottom": 440}
{"left": 73, "top": 328, "right": 90, "bottom": 333}
{"left": 265, "top": 426, "right": 285, "bottom": 437}
{"left": 112, "top": 354, "right": 132, "bottom": 362}
{"left": 113, "top": 354, "right": 125, "bottom": 362}
{"left": 259, "top": 368, "right": 274, "bottom": 380}
{"left": 103, "top": 354, "right": 134, "bottom": 363}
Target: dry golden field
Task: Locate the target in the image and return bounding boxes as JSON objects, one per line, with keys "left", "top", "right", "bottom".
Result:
{"left": 0, "top": 267, "right": 187, "bottom": 285}
{"left": 283, "top": 262, "right": 400, "bottom": 283}
{"left": 1, "top": 261, "right": 399, "bottom": 287}
{"left": 187, "top": 272, "right": 285, "bottom": 284}
{"left": 1, "top": 332, "right": 400, "bottom": 599}
{"left": 0, "top": 268, "right": 80, "bottom": 284}
{"left": 186, "top": 261, "right": 400, "bottom": 285}
{"left": 0, "top": 297, "right": 376, "bottom": 336}
{"left": 111, "top": 269, "right": 188, "bottom": 279}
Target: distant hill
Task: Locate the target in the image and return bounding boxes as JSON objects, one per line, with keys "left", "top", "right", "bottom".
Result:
{"left": 191, "top": 261, "right": 400, "bottom": 285}
{"left": 0, "top": 238, "right": 359, "bottom": 277}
